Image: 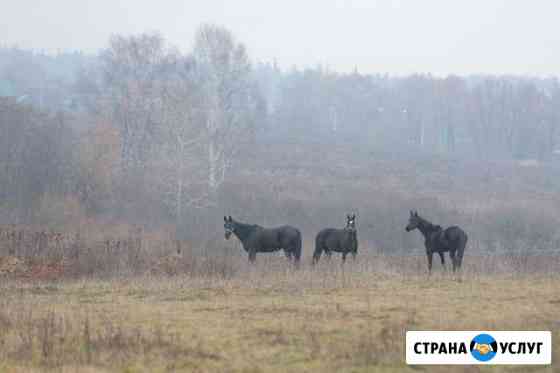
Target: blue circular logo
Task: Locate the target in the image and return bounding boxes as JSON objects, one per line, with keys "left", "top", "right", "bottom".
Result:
{"left": 470, "top": 334, "right": 497, "bottom": 362}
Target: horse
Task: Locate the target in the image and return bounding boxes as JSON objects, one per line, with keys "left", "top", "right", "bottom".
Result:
{"left": 223, "top": 216, "right": 302, "bottom": 264}
{"left": 405, "top": 210, "right": 468, "bottom": 273}
{"left": 313, "top": 214, "right": 358, "bottom": 264}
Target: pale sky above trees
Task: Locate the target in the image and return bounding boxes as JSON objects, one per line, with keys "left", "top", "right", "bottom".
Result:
{"left": 2, "top": 0, "right": 559, "bottom": 76}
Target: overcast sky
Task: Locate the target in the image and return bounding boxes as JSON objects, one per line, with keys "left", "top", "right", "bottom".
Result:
{"left": 2, "top": 0, "right": 559, "bottom": 76}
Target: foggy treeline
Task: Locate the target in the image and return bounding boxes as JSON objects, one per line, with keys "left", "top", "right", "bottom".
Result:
{"left": 1, "top": 25, "right": 560, "bottom": 253}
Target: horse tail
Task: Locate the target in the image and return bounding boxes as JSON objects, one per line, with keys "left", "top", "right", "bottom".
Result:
{"left": 312, "top": 231, "right": 323, "bottom": 264}
{"left": 456, "top": 231, "right": 468, "bottom": 268}
{"left": 293, "top": 229, "right": 302, "bottom": 263}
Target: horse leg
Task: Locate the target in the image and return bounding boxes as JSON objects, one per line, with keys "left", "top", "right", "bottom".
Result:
{"left": 426, "top": 252, "right": 433, "bottom": 274}
{"left": 312, "top": 247, "right": 322, "bottom": 265}
{"left": 288, "top": 247, "right": 299, "bottom": 268}
{"left": 285, "top": 247, "right": 298, "bottom": 266}
{"left": 449, "top": 250, "right": 457, "bottom": 272}
{"left": 285, "top": 249, "right": 293, "bottom": 261}
{"left": 342, "top": 252, "right": 347, "bottom": 263}
{"left": 288, "top": 251, "right": 296, "bottom": 265}
{"left": 438, "top": 252, "right": 446, "bottom": 269}
{"left": 351, "top": 251, "right": 357, "bottom": 261}
{"left": 456, "top": 250, "right": 464, "bottom": 270}
{"left": 292, "top": 244, "right": 301, "bottom": 267}
{"left": 248, "top": 249, "right": 257, "bottom": 263}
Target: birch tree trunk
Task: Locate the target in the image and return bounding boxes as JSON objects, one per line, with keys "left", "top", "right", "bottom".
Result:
{"left": 193, "top": 24, "right": 261, "bottom": 198}
{"left": 208, "top": 136, "right": 218, "bottom": 192}
{"left": 176, "top": 141, "right": 184, "bottom": 224}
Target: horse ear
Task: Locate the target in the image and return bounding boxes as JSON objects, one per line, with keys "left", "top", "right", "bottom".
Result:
{"left": 224, "top": 216, "right": 227, "bottom": 222}
{"left": 228, "top": 216, "right": 232, "bottom": 221}
{"left": 414, "top": 211, "right": 418, "bottom": 217}
{"left": 410, "top": 210, "right": 413, "bottom": 217}
{"left": 352, "top": 214, "right": 356, "bottom": 219}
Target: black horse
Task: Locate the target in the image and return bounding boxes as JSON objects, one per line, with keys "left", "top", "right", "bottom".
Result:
{"left": 313, "top": 214, "right": 358, "bottom": 263}
{"left": 223, "top": 216, "right": 302, "bottom": 264}
{"left": 405, "top": 210, "right": 468, "bottom": 273}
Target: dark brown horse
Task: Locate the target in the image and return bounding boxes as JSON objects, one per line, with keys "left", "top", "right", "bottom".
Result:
{"left": 405, "top": 210, "right": 467, "bottom": 273}
{"left": 313, "top": 214, "right": 358, "bottom": 263}
{"left": 223, "top": 216, "right": 302, "bottom": 264}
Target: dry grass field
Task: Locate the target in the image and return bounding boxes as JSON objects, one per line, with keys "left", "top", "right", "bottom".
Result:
{"left": 0, "top": 255, "right": 558, "bottom": 373}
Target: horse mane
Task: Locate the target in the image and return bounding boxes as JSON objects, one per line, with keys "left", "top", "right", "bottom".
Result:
{"left": 417, "top": 215, "right": 442, "bottom": 233}
{"left": 231, "top": 220, "right": 263, "bottom": 242}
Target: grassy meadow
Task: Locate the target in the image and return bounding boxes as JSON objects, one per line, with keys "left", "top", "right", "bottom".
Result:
{"left": 0, "top": 254, "right": 558, "bottom": 373}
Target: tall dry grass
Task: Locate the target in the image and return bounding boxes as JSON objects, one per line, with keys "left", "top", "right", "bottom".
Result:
{"left": 1, "top": 220, "right": 559, "bottom": 280}
{"left": 0, "top": 256, "right": 558, "bottom": 372}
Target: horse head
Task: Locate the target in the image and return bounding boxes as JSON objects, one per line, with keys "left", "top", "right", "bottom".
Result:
{"left": 345, "top": 214, "right": 357, "bottom": 233}
{"left": 223, "top": 216, "right": 234, "bottom": 239}
{"left": 405, "top": 210, "right": 421, "bottom": 232}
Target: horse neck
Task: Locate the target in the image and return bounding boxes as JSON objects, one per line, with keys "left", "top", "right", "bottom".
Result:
{"left": 233, "top": 221, "right": 256, "bottom": 243}
{"left": 348, "top": 230, "right": 357, "bottom": 244}
{"left": 342, "top": 228, "right": 356, "bottom": 242}
{"left": 417, "top": 218, "right": 439, "bottom": 239}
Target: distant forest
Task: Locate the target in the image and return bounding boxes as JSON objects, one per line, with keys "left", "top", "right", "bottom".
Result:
{"left": 1, "top": 25, "right": 560, "bottom": 245}
{"left": 2, "top": 34, "right": 560, "bottom": 161}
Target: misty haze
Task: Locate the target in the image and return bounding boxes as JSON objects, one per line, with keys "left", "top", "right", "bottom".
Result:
{"left": 0, "top": 2, "right": 558, "bottom": 372}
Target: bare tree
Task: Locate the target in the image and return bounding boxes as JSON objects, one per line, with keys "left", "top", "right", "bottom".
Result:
{"left": 158, "top": 58, "right": 207, "bottom": 222}
{"left": 192, "top": 24, "right": 261, "bottom": 194}
{"left": 100, "top": 32, "right": 178, "bottom": 175}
